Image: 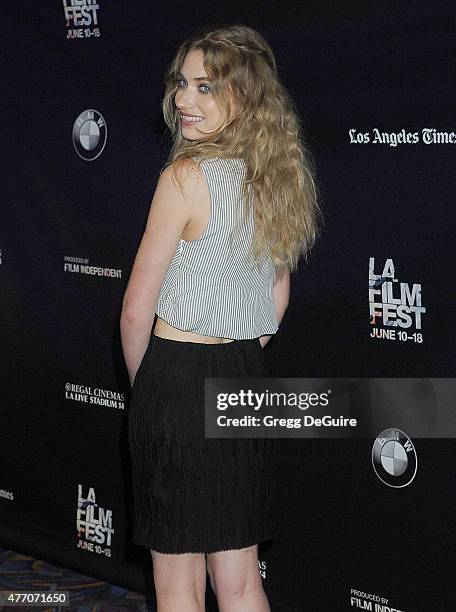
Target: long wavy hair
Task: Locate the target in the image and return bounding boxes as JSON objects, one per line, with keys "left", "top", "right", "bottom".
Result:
{"left": 161, "top": 23, "right": 323, "bottom": 279}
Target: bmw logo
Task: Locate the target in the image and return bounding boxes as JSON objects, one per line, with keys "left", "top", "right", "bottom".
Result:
{"left": 372, "top": 428, "right": 417, "bottom": 488}
{"left": 72, "top": 109, "right": 107, "bottom": 161}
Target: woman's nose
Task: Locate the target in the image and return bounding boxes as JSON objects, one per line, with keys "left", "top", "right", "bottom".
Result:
{"left": 176, "top": 87, "right": 196, "bottom": 107}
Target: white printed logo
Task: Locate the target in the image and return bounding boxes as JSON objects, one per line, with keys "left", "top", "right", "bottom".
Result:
{"left": 369, "top": 258, "right": 425, "bottom": 343}
{"left": 76, "top": 484, "right": 114, "bottom": 556}
{"left": 64, "top": 0, "right": 101, "bottom": 40}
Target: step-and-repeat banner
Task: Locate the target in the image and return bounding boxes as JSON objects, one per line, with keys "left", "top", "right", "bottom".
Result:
{"left": 2, "top": 3, "right": 455, "bottom": 611}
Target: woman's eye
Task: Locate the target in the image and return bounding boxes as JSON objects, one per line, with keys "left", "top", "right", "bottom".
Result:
{"left": 176, "top": 79, "right": 211, "bottom": 94}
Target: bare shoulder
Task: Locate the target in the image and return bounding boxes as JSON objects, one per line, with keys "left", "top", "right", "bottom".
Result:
{"left": 160, "top": 158, "right": 205, "bottom": 201}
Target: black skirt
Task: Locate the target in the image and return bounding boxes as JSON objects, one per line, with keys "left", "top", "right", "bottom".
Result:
{"left": 128, "top": 333, "right": 280, "bottom": 554}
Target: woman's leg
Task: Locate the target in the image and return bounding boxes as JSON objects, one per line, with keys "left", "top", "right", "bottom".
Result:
{"left": 151, "top": 550, "right": 207, "bottom": 612}
{"left": 206, "top": 544, "right": 270, "bottom": 612}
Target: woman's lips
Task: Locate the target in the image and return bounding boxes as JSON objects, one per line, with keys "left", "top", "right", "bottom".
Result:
{"left": 180, "top": 114, "right": 204, "bottom": 126}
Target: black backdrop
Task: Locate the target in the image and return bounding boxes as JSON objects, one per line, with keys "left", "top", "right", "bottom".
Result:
{"left": 2, "top": 2, "right": 455, "bottom": 610}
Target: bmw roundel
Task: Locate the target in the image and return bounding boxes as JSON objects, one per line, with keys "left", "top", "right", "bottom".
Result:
{"left": 72, "top": 109, "right": 107, "bottom": 161}
{"left": 372, "top": 428, "right": 417, "bottom": 488}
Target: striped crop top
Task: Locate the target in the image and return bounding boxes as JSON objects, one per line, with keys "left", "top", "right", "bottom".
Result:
{"left": 155, "top": 156, "right": 279, "bottom": 339}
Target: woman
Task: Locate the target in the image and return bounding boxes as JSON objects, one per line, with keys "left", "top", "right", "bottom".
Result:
{"left": 121, "top": 23, "right": 321, "bottom": 612}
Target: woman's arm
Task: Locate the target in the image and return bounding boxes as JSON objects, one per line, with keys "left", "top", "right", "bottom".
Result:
{"left": 260, "top": 269, "right": 290, "bottom": 348}
{"left": 120, "top": 160, "right": 201, "bottom": 385}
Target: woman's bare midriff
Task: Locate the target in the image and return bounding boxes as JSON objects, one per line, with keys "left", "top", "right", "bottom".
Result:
{"left": 153, "top": 316, "right": 235, "bottom": 344}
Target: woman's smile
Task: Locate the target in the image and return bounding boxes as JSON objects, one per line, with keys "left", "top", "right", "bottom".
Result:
{"left": 180, "top": 112, "right": 205, "bottom": 127}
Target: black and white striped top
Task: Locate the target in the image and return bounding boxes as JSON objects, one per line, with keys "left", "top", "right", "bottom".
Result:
{"left": 155, "top": 156, "right": 279, "bottom": 339}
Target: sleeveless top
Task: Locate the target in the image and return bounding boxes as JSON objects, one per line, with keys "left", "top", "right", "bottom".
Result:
{"left": 155, "top": 156, "right": 279, "bottom": 339}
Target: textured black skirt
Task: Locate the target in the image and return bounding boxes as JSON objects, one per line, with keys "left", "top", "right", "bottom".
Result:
{"left": 128, "top": 333, "right": 280, "bottom": 554}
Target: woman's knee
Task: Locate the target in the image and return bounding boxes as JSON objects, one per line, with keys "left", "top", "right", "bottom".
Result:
{"left": 151, "top": 550, "right": 206, "bottom": 596}
{"left": 206, "top": 545, "right": 262, "bottom": 598}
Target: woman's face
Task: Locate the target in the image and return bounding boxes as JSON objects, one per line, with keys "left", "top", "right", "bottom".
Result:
{"left": 174, "top": 49, "right": 225, "bottom": 140}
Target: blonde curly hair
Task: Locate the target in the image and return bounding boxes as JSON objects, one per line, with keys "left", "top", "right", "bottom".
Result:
{"left": 161, "top": 23, "right": 323, "bottom": 279}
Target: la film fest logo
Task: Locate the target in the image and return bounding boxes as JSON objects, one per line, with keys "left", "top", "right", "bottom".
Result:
{"left": 369, "top": 258, "right": 426, "bottom": 343}
{"left": 63, "top": 0, "right": 101, "bottom": 39}
{"left": 372, "top": 428, "right": 417, "bottom": 488}
{"left": 76, "top": 484, "right": 114, "bottom": 556}
{"left": 72, "top": 110, "right": 107, "bottom": 161}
